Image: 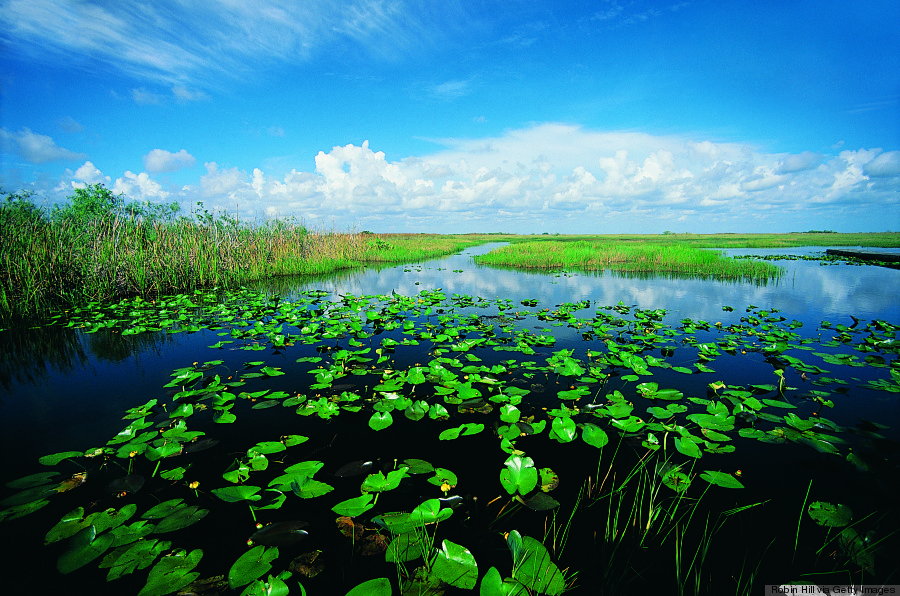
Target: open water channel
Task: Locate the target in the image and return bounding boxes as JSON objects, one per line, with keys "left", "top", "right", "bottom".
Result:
{"left": 1, "top": 243, "right": 898, "bottom": 594}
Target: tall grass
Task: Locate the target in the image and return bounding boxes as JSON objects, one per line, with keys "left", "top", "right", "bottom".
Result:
{"left": 474, "top": 239, "right": 783, "bottom": 280}
{"left": 0, "top": 189, "right": 503, "bottom": 321}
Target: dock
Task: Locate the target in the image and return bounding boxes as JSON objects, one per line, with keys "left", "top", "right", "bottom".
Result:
{"left": 825, "top": 249, "right": 900, "bottom": 263}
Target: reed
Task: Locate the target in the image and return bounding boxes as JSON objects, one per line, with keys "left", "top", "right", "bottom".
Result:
{"left": 0, "top": 189, "right": 511, "bottom": 321}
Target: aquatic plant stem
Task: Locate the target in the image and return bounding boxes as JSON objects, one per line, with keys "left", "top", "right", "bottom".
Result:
{"left": 793, "top": 479, "right": 813, "bottom": 564}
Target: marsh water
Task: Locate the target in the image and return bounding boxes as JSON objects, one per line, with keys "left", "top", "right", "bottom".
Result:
{"left": 1, "top": 243, "right": 898, "bottom": 594}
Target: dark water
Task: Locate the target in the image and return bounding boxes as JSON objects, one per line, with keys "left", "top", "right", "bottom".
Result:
{"left": 1, "top": 243, "right": 897, "bottom": 594}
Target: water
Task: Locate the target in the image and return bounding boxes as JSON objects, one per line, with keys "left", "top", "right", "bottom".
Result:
{"left": 1, "top": 244, "right": 897, "bottom": 594}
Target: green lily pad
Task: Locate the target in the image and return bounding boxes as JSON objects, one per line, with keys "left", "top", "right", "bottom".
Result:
{"left": 581, "top": 423, "right": 609, "bottom": 448}
{"left": 431, "top": 538, "right": 478, "bottom": 589}
{"left": 332, "top": 494, "right": 375, "bottom": 517}
{"left": 229, "top": 545, "right": 280, "bottom": 589}
{"left": 38, "top": 451, "right": 83, "bottom": 466}
{"left": 700, "top": 470, "right": 744, "bottom": 489}
{"left": 675, "top": 437, "right": 703, "bottom": 458}
{"left": 137, "top": 548, "right": 203, "bottom": 596}
{"left": 549, "top": 417, "right": 576, "bottom": 443}
{"left": 369, "top": 411, "right": 393, "bottom": 431}
{"left": 808, "top": 502, "right": 853, "bottom": 527}
{"left": 212, "top": 485, "right": 262, "bottom": 503}
{"left": 57, "top": 525, "right": 115, "bottom": 574}
{"left": 345, "top": 577, "right": 392, "bottom": 596}
{"left": 6, "top": 471, "right": 61, "bottom": 489}
{"left": 500, "top": 454, "right": 538, "bottom": 496}
{"left": 152, "top": 505, "right": 209, "bottom": 533}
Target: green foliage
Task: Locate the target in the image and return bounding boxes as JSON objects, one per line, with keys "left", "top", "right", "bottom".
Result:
{"left": 0, "top": 185, "right": 510, "bottom": 320}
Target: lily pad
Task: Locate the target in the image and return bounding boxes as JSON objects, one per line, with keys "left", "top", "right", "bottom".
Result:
{"left": 229, "top": 545, "right": 280, "bottom": 589}
{"left": 808, "top": 502, "right": 853, "bottom": 527}
{"left": 57, "top": 525, "right": 115, "bottom": 574}
{"left": 137, "top": 548, "right": 203, "bottom": 596}
{"left": 431, "top": 538, "right": 478, "bottom": 589}
{"left": 250, "top": 521, "right": 309, "bottom": 546}
{"left": 699, "top": 470, "right": 744, "bottom": 489}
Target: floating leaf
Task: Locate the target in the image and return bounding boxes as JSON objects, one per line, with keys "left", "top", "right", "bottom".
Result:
{"left": 368, "top": 411, "right": 393, "bottom": 431}
{"left": 549, "top": 417, "right": 576, "bottom": 443}
{"left": 332, "top": 494, "right": 375, "bottom": 517}
{"left": 250, "top": 521, "right": 309, "bottom": 546}
{"left": 212, "top": 485, "right": 262, "bottom": 503}
{"left": 228, "top": 545, "right": 280, "bottom": 589}
{"left": 361, "top": 468, "right": 409, "bottom": 493}
{"left": 153, "top": 506, "right": 208, "bottom": 533}
{"left": 57, "top": 525, "right": 115, "bottom": 574}
{"left": 699, "top": 471, "right": 744, "bottom": 489}
{"left": 808, "top": 502, "right": 853, "bottom": 527}
{"left": 345, "top": 577, "right": 392, "bottom": 596}
{"left": 581, "top": 423, "right": 609, "bottom": 448}
{"left": 38, "top": 451, "right": 83, "bottom": 466}
{"left": 6, "top": 471, "right": 60, "bottom": 489}
{"left": 675, "top": 437, "right": 703, "bottom": 459}
{"left": 290, "top": 476, "right": 334, "bottom": 499}
{"left": 520, "top": 492, "right": 560, "bottom": 511}
{"left": 431, "top": 538, "right": 478, "bottom": 589}
{"left": 499, "top": 454, "right": 538, "bottom": 496}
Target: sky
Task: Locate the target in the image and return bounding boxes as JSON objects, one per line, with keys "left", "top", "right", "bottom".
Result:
{"left": 1, "top": 0, "right": 898, "bottom": 234}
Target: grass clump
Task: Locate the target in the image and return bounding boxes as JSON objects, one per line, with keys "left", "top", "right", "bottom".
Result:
{"left": 0, "top": 186, "right": 495, "bottom": 321}
{"left": 474, "top": 239, "right": 783, "bottom": 280}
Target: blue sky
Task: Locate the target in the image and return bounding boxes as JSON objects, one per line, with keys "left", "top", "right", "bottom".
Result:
{"left": 1, "top": 0, "right": 898, "bottom": 233}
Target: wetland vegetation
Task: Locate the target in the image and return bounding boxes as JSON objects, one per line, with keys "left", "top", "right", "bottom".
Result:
{"left": 1, "top": 185, "right": 898, "bottom": 595}
{"left": 6, "top": 184, "right": 896, "bottom": 323}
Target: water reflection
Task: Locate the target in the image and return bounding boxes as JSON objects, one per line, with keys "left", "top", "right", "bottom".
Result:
{"left": 261, "top": 243, "right": 899, "bottom": 326}
{"left": 3, "top": 244, "right": 896, "bottom": 396}
{"left": 2, "top": 242, "right": 896, "bottom": 463}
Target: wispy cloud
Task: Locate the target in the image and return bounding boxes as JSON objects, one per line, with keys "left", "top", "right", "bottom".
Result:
{"left": 57, "top": 116, "right": 84, "bottom": 134}
{"left": 587, "top": 1, "right": 671, "bottom": 27}
{"left": 1, "top": 0, "right": 440, "bottom": 88}
{"left": 846, "top": 97, "right": 899, "bottom": 115}
{"left": 428, "top": 78, "right": 476, "bottom": 100}
{"left": 0, "top": 127, "right": 87, "bottom": 163}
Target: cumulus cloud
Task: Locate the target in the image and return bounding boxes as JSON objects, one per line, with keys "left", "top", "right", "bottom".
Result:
{"left": 113, "top": 171, "right": 169, "bottom": 201}
{"left": 0, "top": 127, "right": 87, "bottom": 163}
{"left": 47, "top": 123, "right": 900, "bottom": 232}
{"left": 864, "top": 150, "right": 900, "bottom": 177}
{"left": 72, "top": 161, "right": 111, "bottom": 187}
{"left": 776, "top": 151, "right": 820, "bottom": 173}
{"left": 143, "top": 149, "right": 196, "bottom": 174}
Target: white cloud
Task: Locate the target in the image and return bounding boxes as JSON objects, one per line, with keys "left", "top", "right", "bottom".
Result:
{"left": 72, "top": 161, "right": 111, "bottom": 187}
{"left": 776, "top": 151, "right": 820, "bottom": 173}
{"left": 0, "top": 127, "right": 87, "bottom": 163}
{"left": 113, "top": 171, "right": 169, "bottom": 201}
{"left": 143, "top": 149, "right": 196, "bottom": 174}
{"left": 46, "top": 123, "right": 900, "bottom": 232}
{"left": 132, "top": 88, "right": 164, "bottom": 105}
{"left": 172, "top": 85, "right": 209, "bottom": 102}
{"left": 0, "top": 0, "right": 444, "bottom": 88}
{"left": 429, "top": 78, "right": 474, "bottom": 100}
{"left": 864, "top": 150, "right": 900, "bottom": 177}
{"left": 57, "top": 116, "right": 84, "bottom": 133}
